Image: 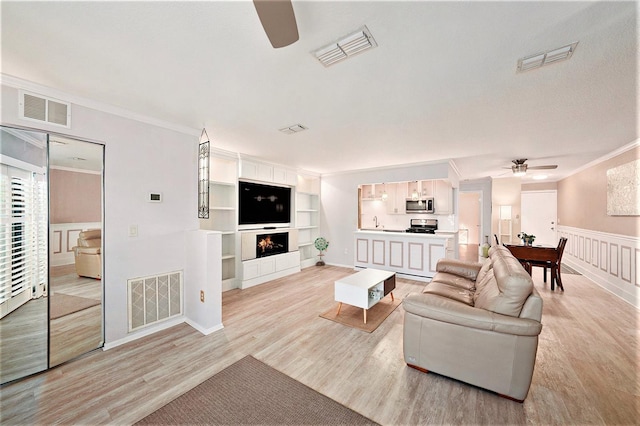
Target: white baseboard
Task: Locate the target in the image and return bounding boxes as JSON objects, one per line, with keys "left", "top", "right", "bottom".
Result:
{"left": 103, "top": 316, "right": 186, "bottom": 350}
{"left": 185, "top": 319, "right": 224, "bottom": 336}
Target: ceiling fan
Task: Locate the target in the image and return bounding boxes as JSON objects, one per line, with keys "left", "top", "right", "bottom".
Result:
{"left": 507, "top": 159, "right": 558, "bottom": 176}
{"left": 253, "top": 0, "right": 299, "bottom": 48}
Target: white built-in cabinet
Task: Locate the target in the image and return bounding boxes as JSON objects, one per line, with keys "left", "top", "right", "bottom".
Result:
{"left": 201, "top": 156, "right": 321, "bottom": 291}
{"left": 239, "top": 159, "right": 297, "bottom": 186}
{"left": 296, "top": 174, "right": 321, "bottom": 268}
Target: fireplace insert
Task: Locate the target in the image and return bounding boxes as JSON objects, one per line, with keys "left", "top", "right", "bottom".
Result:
{"left": 256, "top": 232, "right": 289, "bottom": 258}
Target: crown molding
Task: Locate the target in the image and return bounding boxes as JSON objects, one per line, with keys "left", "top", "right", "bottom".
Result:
{"left": 1, "top": 73, "right": 200, "bottom": 137}
{"left": 564, "top": 138, "right": 640, "bottom": 178}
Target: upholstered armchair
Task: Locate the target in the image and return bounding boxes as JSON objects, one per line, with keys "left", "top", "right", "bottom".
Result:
{"left": 74, "top": 229, "right": 102, "bottom": 279}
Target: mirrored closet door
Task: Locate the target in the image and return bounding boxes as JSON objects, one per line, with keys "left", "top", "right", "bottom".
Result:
{"left": 0, "top": 126, "right": 104, "bottom": 384}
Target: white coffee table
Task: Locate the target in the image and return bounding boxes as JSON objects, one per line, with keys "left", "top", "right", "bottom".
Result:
{"left": 334, "top": 268, "right": 396, "bottom": 324}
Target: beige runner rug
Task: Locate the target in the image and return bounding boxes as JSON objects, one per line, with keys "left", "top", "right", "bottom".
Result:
{"left": 320, "top": 297, "right": 401, "bottom": 333}
{"left": 136, "top": 355, "right": 377, "bottom": 425}
{"left": 49, "top": 293, "right": 100, "bottom": 320}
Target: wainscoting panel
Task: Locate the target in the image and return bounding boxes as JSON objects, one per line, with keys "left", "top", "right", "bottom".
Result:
{"left": 559, "top": 226, "right": 639, "bottom": 308}
{"left": 372, "top": 240, "right": 385, "bottom": 265}
{"left": 389, "top": 241, "right": 403, "bottom": 268}
{"left": 49, "top": 222, "right": 101, "bottom": 266}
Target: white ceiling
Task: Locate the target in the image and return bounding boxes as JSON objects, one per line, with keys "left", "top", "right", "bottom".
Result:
{"left": 1, "top": 1, "right": 638, "bottom": 181}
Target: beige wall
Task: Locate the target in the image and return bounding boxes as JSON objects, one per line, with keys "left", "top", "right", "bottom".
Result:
{"left": 521, "top": 181, "right": 558, "bottom": 191}
{"left": 558, "top": 146, "right": 639, "bottom": 237}
{"left": 50, "top": 168, "right": 101, "bottom": 224}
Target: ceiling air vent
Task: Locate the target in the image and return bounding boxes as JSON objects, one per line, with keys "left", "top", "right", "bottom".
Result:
{"left": 517, "top": 42, "right": 579, "bottom": 73}
{"left": 279, "top": 124, "right": 307, "bottom": 134}
{"left": 313, "top": 26, "right": 378, "bottom": 67}
{"left": 19, "top": 91, "right": 71, "bottom": 128}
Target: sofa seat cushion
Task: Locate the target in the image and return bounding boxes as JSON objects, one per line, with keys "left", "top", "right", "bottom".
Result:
{"left": 403, "top": 293, "right": 542, "bottom": 336}
{"left": 430, "top": 271, "right": 476, "bottom": 292}
{"left": 423, "top": 281, "right": 474, "bottom": 306}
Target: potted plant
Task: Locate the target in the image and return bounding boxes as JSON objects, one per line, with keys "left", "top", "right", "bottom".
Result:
{"left": 517, "top": 232, "right": 536, "bottom": 246}
{"left": 314, "top": 237, "right": 329, "bottom": 266}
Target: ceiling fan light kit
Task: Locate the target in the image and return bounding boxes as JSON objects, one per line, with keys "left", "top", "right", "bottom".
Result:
{"left": 509, "top": 158, "right": 558, "bottom": 177}
{"left": 313, "top": 26, "right": 378, "bottom": 67}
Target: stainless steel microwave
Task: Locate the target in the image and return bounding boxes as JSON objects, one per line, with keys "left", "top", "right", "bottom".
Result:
{"left": 406, "top": 198, "right": 434, "bottom": 213}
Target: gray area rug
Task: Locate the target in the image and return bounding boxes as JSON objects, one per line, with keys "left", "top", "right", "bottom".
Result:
{"left": 561, "top": 264, "right": 580, "bottom": 275}
{"left": 49, "top": 293, "right": 100, "bottom": 319}
{"left": 136, "top": 355, "right": 378, "bottom": 425}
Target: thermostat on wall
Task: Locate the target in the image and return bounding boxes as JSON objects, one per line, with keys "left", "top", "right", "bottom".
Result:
{"left": 148, "top": 192, "right": 162, "bottom": 203}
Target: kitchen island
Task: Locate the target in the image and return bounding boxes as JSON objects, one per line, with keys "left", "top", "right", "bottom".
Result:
{"left": 354, "top": 230, "right": 456, "bottom": 281}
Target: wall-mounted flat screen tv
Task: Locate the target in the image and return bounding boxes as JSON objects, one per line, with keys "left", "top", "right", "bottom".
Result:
{"left": 238, "top": 181, "right": 291, "bottom": 227}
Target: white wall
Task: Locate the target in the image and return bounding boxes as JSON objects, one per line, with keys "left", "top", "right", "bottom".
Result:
{"left": 321, "top": 162, "right": 457, "bottom": 267}
{"left": 1, "top": 82, "right": 199, "bottom": 346}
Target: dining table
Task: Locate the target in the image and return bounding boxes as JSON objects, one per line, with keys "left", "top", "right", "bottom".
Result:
{"left": 504, "top": 243, "right": 564, "bottom": 291}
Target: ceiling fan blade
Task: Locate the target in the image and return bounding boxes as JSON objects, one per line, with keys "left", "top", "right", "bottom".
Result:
{"left": 253, "top": 0, "right": 299, "bottom": 48}
{"left": 528, "top": 165, "right": 558, "bottom": 170}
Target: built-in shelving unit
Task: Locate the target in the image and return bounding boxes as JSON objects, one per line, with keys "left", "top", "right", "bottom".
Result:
{"left": 200, "top": 155, "right": 238, "bottom": 290}
{"left": 296, "top": 174, "right": 321, "bottom": 268}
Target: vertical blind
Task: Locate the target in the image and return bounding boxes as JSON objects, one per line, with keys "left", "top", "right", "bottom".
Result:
{"left": 0, "top": 165, "right": 48, "bottom": 318}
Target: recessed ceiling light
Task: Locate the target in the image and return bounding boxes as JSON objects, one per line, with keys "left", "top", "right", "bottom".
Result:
{"left": 313, "top": 26, "right": 378, "bottom": 67}
{"left": 279, "top": 124, "right": 307, "bottom": 134}
{"left": 517, "top": 41, "right": 578, "bottom": 72}
{"left": 532, "top": 174, "right": 548, "bottom": 180}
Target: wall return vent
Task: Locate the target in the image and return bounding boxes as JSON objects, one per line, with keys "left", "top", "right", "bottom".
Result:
{"left": 127, "top": 271, "right": 183, "bottom": 332}
{"left": 19, "top": 91, "right": 71, "bottom": 128}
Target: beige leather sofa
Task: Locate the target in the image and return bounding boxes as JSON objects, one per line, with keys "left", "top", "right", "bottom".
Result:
{"left": 73, "top": 229, "right": 102, "bottom": 279}
{"left": 403, "top": 245, "right": 542, "bottom": 402}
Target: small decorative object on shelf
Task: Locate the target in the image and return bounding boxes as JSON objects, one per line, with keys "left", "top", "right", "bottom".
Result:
{"left": 314, "top": 237, "right": 329, "bottom": 266}
{"left": 517, "top": 232, "right": 536, "bottom": 246}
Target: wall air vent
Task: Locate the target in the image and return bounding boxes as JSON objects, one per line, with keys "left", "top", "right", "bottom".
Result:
{"left": 19, "top": 91, "right": 71, "bottom": 128}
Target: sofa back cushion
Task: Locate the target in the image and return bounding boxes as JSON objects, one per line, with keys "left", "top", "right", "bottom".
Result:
{"left": 474, "top": 247, "right": 534, "bottom": 317}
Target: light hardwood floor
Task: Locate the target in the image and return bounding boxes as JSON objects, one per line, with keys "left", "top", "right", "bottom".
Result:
{"left": 1, "top": 265, "right": 638, "bottom": 425}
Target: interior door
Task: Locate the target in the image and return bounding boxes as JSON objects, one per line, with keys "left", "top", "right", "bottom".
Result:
{"left": 521, "top": 191, "right": 558, "bottom": 247}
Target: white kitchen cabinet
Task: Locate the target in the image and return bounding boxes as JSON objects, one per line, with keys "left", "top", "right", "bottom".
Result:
{"left": 434, "top": 180, "right": 452, "bottom": 214}
{"left": 385, "top": 182, "right": 407, "bottom": 214}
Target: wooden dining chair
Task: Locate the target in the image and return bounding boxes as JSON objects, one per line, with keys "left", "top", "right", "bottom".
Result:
{"left": 533, "top": 237, "right": 568, "bottom": 291}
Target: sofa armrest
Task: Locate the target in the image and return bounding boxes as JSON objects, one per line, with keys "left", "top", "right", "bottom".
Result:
{"left": 403, "top": 293, "right": 542, "bottom": 336}
{"left": 435, "top": 258, "right": 483, "bottom": 281}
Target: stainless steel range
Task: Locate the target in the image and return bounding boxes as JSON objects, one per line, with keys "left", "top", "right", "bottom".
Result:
{"left": 406, "top": 218, "right": 438, "bottom": 234}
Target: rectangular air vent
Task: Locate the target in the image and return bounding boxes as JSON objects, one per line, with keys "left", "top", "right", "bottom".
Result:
{"left": 19, "top": 91, "right": 71, "bottom": 128}
{"left": 127, "top": 271, "right": 183, "bottom": 332}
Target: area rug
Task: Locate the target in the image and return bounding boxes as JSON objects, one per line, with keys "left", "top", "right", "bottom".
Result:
{"left": 561, "top": 264, "right": 580, "bottom": 275}
{"left": 136, "top": 355, "right": 377, "bottom": 425}
{"left": 320, "top": 296, "right": 402, "bottom": 333}
{"left": 49, "top": 293, "right": 100, "bottom": 320}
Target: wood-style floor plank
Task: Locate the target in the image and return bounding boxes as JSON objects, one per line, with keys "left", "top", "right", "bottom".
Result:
{"left": 1, "top": 265, "right": 638, "bottom": 425}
